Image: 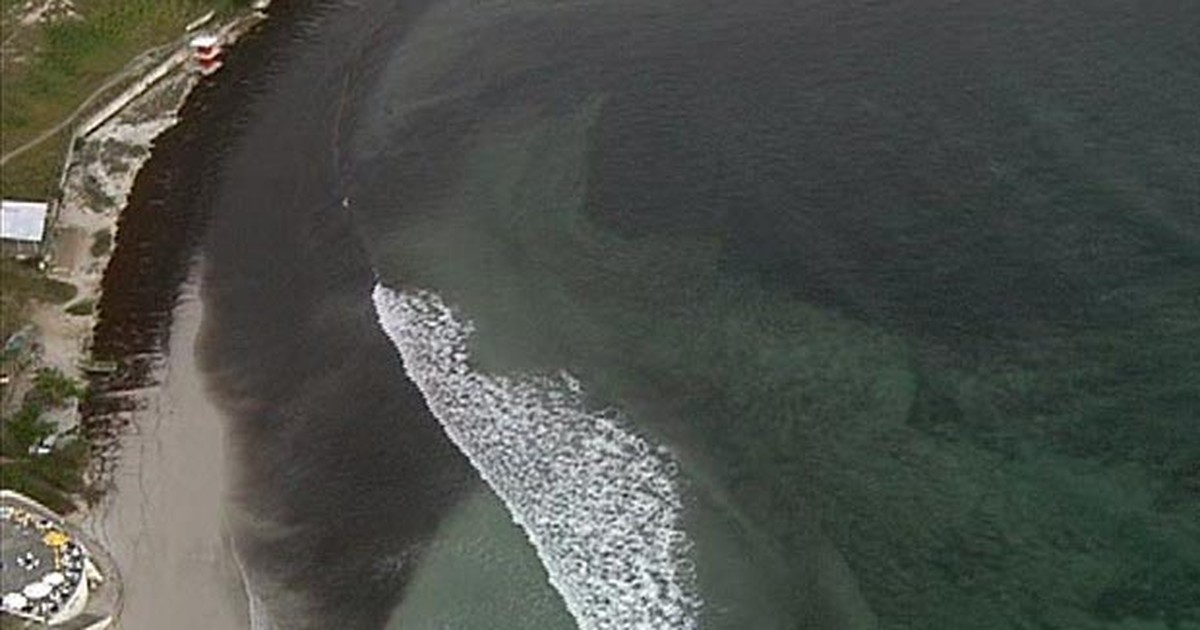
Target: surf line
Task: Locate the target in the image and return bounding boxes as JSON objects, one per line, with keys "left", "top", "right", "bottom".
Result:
{"left": 372, "top": 284, "right": 702, "bottom": 629}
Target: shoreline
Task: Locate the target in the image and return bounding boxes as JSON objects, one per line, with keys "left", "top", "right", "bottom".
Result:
{"left": 192, "top": 0, "right": 484, "bottom": 625}
{"left": 5, "top": 6, "right": 274, "bottom": 628}
{"left": 71, "top": 2, "right": 368, "bottom": 626}
{"left": 82, "top": 278, "right": 249, "bottom": 629}
{"left": 73, "top": 10, "right": 267, "bottom": 492}
{"left": 75, "top": 13, "right": 273, "bottom": 629}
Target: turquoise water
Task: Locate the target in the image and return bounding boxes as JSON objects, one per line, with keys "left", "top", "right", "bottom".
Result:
{"left": 340, "top": 0, "right": 1200, "bottom": 626}
{"left": 383, "top": 488, "right": 575, "bottom": 629}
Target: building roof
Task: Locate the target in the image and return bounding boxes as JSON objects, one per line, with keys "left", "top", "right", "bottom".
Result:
{"left": 188, "top": 34, "right": 221, "bottom": 49}
{"left": 1, "top": 200, "right": 49, "bottom": 243}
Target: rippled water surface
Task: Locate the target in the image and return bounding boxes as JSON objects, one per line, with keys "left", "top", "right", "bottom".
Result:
{"left": 192, "top": 0, "right": 1199, "bottom": 627}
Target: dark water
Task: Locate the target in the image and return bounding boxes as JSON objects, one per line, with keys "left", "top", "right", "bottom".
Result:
{"left": 187, "top": 2, "right": 477, "bottom": 628}
{"left": 148, "top": 0, "right": 1200, "bottom": 627}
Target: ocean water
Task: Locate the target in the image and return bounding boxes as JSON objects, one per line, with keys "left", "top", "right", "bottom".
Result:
{"left": 190, "top": 0, "right": 1199, "bottom": 628}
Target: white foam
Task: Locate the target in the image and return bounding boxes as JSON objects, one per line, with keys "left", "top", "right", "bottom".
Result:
{"left": 232, "top": 541, "right": 275, "bottom": 630}
{"left": 372, "top": 284, "right": 702, "bottom": 629}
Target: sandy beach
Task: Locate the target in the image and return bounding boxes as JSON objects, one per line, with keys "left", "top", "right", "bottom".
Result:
{"left": 83, "top": 279, "right": 248, "bottom": 630}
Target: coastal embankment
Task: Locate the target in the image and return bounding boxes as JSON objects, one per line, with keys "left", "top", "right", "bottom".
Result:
{"left": 3, "top": 6, "right": 271, "bottom": 629}
{"left": 67, "top": 11, "right": 271, "bottom": 629}
{"left": 186, "top": 0, "right": 485, "bottom": 626}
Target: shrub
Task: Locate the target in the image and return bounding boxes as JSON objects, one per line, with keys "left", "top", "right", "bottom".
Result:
{"left": 90, "top": 229, "right": 113, "bottom": 257}
{"left": 2, "top": 400, "right": 55, "bottom": 456}
{"left": 28, "top": 366, "right": 84, "bottom": 408}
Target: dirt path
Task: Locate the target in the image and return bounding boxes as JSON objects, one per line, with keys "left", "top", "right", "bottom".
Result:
{"left": 0, "top": 42, "right": 170, "bottom": 167}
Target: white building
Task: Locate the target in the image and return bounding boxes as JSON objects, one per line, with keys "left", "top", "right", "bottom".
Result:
{"left": 1, "top": 199, "right": 49, "bottom": 256}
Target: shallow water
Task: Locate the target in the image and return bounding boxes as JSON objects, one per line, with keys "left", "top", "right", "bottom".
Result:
{"left": 382, "top": 487, "right": 574, "bottom": 630}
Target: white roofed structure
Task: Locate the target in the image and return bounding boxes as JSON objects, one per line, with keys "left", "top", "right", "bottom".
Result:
{"left": 0, "top": 200, "right": 49, "bottom": 243}
{"left": 188, "top": 33, "right": 221, "bottom": 49}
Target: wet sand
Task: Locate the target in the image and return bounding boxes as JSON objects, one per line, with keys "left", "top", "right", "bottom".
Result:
{"left": 84, "top": 281, "right": 248, "bottom": 630}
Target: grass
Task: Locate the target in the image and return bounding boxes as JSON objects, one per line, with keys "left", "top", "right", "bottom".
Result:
{"left": 31, "top": 366, "right": 85, "bottom": 404}
{"left": 1, "top": 0, "right": 252, "bottom": 198}
{"left": 0, "top": 130, "right": 72, "bottom": 200}
{"left": 0, "top": 257, "right": 76, "bottom": 343}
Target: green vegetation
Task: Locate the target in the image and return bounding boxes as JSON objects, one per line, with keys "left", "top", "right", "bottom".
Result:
{"left": 2, "top": 0, "right": 255, "bottom": 516}
{"left": 0, "top": 131, "right": 72, "bottom": 200}
{"left": 30, "top": 366, "right": 85, "bottom": 404}
{"left": 0, "top": 367, "right": 88, "bottom": 514}
{"left": 89, "top": 227, "right": 112, "bottom": 256}
{"left": 1, "top": 0, "right": 252, "bottom": 198}
{"left": 0, "top": 257, "right": 76, "bottom": 343}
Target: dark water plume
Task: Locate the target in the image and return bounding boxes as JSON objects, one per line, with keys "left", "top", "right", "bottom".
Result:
{"left": 189, "top": 2, "right": 483, "bottom": 628}
{"left": 88, "top": 1, "right": 480, "bottom": 627}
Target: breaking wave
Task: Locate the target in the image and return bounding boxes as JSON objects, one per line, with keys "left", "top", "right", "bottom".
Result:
{"left": 372, "top": 284, "right": 702, "bottom": 629}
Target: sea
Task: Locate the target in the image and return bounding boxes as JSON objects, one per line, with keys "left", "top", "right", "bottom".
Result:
{"left": 124, "top": 0, "right": 1200, "bottom": 627}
